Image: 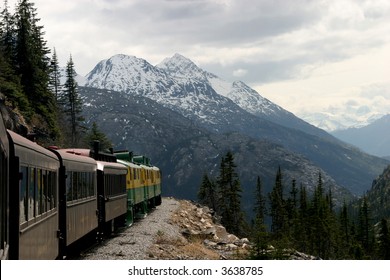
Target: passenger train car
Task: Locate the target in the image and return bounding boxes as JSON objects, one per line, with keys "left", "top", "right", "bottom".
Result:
{"left": 0, "top": 114, "right": 162, "bottom": 260}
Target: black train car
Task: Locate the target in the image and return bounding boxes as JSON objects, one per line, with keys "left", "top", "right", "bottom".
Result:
{"left": 7, "top": 130, "right": 60, "bottom": 259}
{"left": 96, "top": 160, "right": 127, "bottom": 236}
{"left": 0, "top": 113, "right": 9, "bottom": 260}
{"left": 58, "top": 147, "right": 128, "bottom": 238}
{"left": 50, "top": 149, "right": 98, "bottom": 258}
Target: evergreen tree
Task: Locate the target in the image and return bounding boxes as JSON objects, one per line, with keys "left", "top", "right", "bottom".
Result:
{"left": 308, "top": 172, "right": 331, "bottom": 259}
{"left": 14, "top": 0, "right": 58, "bottom": 137}
{"left": 0, "top": 0, "right": 28, "bottom": 113}
{"left": 61, "top": 54, "right": 84, "bottom": 146}
{"left": 250, "top": 176, "right": 270, "bottom": 259}
{"left": 84, "top": 122, "right": 112, "bottom": 151}
{"left": 0, "top": 0, "right": 15, "bottom": 63}
{"left": 377, "top": 218, "right": 390, "bottom": 259}
{"left": 269, "top": 166, "right": 287, "bottom": 238}
{"left": 286, "top": 179, "right": 300, "bottom": 247}
{"left": 49, "top": 48, "right": 62, "bottom": 102}
{"left": 253, "top": 176, "right": 266, "bottom": 224}
{"left": 339, "top": 200, "right": 352, "bottom": 257}
{"left": 358, "top": 196, "right": 374, "bottom": 256}
{"left": 198, "top": 173, "right": 217, "bottom": 211}
{"left": 295, "top": 183, "right": 309, "bottom": 252}
{"left": 216, "top": 151, "right": 246, "bottom": 237}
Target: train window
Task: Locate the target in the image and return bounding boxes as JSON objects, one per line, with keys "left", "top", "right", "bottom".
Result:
{"left": 20, "top": 166, "right": 28, "bottom": 223}
{"left": 84, "top": 172, "right": 89, "bottom": 197}
{"left": 89, "top": 173, "right": 95, "bottom": 197}
{"left": 66, "top": 171, "right": 72, "bottom": 202}
{"left": 28, "top": 168, "right": 36, "bottom": 220}
{"left": 51, "top": 171, "right": 57, "bottom": 209}
{"left": 80, "top": 172, "right": 85, "bottom": 199}
{"left": 37, "top": 169, "right": 43, "bottom": 215}
{"left": 42, "top": 170, "right": 48, "bottom": 212}
{"left": 73, "top": 172, "right": 79, "bottom": 200}
{"left": 42, "top": 170, "right": 48, "bottom": 213}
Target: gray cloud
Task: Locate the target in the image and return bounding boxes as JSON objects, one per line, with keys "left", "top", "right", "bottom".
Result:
{"left": 5, "top": 0, "right": 390, "bottom": 126}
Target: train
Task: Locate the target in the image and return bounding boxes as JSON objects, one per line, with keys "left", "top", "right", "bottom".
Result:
{"left": 0, "top": 112, "right": 162, "bottom": 260}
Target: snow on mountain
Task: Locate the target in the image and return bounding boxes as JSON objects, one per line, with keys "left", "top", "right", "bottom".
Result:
{"left": 156, "top": 54, "right": 333, "bottom": 140}
{"left": 80, "top": 53, "right": 390, "bottom": 196}
{"left": 83, "top": 54, "right": 178, "bottom": 102}
{"left": 83, "top": 54, "right": 246, "bottom": 129}
{"left": 82, "top": 53, "right": 337, "bottom": 141}
{"left": 157, "top": 53, "right": 283, "bottom": 117}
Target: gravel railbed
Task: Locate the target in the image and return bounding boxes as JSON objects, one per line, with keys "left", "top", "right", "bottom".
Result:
{"left": 80, "top": 197, "right": 181, "bottom": 260}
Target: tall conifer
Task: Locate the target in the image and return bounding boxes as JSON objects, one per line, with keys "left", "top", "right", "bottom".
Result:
{"left": 14, "top": 0, "right": 58, "bottom": 138}
{"left": 62, "top": 54, "right": 84, "bottom": 146}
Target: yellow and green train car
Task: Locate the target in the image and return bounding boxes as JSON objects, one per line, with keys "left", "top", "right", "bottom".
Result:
{"left": 115, "top": 152, "right": 162, "bottom": 226}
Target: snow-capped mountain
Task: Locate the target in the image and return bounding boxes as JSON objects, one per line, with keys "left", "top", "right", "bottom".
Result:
{"left": 157, "top": 54, "right": 335, "bottom": 140}
{"left": 85, "top": 54, "right": 245, "bottom": 130}
{"left": 81, "top": 53, "right": 389, "bottom": 195}
{"left": 84, "top": 53, "right": 331, "bottom": 140}
{"left": 157, "top": 53, "right": 282, "bottom": 116}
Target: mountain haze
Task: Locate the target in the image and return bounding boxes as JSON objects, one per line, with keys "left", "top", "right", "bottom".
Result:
{"left": 81, "top": 53, "right": 389, "bottom": 197}
{"left": 332, "top": 114, "right": 390, "bottom": 158}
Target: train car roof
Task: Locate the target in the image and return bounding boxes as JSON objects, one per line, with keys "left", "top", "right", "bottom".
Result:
{"left": 7, "top": 130, "right": 59, "bottom": 162}
{"left": 151, "top": 166, "right": 160, "bottom": 171}
{"left": 59, "top": 148, "right": 91, "bottom": 157}
{"left": 52, "top": 149, "right": 97, "bottom": 171}
{"left": 97, "top": 160, "right": 128, "bottom": 175}
{"left": 117, "top": 159, "right": 141, "bottom": 169}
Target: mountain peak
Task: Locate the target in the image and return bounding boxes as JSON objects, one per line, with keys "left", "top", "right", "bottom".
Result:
{"left": 156, "top": 53, "right": 206, "bottom": 81}
{"left": 158, "top": 53, "right": 195, "bottom": 67}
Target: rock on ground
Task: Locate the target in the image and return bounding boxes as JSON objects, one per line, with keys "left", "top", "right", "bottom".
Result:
{"left": 79, "top": 197, "right": 250, "bottom": 260}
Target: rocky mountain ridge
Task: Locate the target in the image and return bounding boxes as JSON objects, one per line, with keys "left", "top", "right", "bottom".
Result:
{"left": 79, "top": 53, "right": 389, "bottom": 196}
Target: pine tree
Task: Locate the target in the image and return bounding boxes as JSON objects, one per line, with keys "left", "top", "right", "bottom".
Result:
{"left": 216, "top": 151, "right": 246, "bottom": 237}
{"left": 296, "top": 183, "right": 309, "bottom": 253}
{"left": 253, "top": 176, "right": 266, "bottom": 224}
{"left": 0, "top": 0, "right": 28, "bottom": 113}
{"left": 14, "top": 0, "right": 58, "bottom": 138}
{"left": 250, "top": 176, "right": 270, "bottom": 259}
{"left": 84, "top": 122, "right": 112, "bottom": 151}
{"left": 49, "top": 48, "right": 62, "bottom": 102}
{"left": 198, "top": 173, "right": 217, "bottom": 211}
{"left": 269, "top": 166, "right": 287, "bottom": 238}
{"left": 358, "top": 196, "right": 374, "bottom": 256}
{"left": 286, "top": 179, "right": 300, "bottom": 247}
{"left": 61, "top": 54, "right": 84, "bottom": 146}
{"left": 339, "top": 200, "right": 352, "bottom": 257}
{"left": 0, "top": 0, "right": 15, "bottom": 63}
{"left": 377, "top": 218, "right": 390, "bottom": 259}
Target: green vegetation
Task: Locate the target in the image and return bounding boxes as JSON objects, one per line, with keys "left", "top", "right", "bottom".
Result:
{"left": 0, "top": 0, "right": 110, "bottom": 148}
{"left": 198, "top": 151, "right": 248, "bottom": 237}
{"left": 199, "top": 152, "right": 390, "bottom": 259}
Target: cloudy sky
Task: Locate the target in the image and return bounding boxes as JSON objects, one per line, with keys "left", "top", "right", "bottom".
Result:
{"left": 5, "top": 0, "right": 390, "bottom": 130}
